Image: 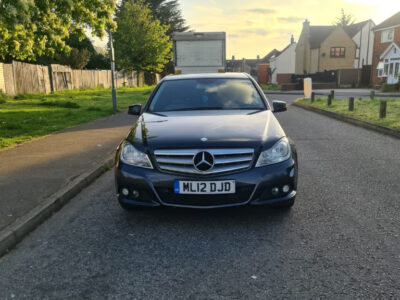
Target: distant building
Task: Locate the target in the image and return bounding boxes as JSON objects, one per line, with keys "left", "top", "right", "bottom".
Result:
{"left": 269, "top": 36, "right": 297, "bottom": 84}
{"left": 295, "top": 19, "right": 374, "bottom": 74}
{"left": 372, "top": 11, "right": 400, "bottom": 85}
{"left": 226, "top": 49, "right": 280, "bottom": 81}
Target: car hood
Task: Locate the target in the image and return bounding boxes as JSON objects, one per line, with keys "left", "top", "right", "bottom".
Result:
{"left": 126, "top": 110, "right": 286, "bottom": 152}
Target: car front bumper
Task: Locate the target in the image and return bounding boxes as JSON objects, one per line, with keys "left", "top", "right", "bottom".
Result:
{"left": 115, "top": 156, "right": 297, "bottom": 209}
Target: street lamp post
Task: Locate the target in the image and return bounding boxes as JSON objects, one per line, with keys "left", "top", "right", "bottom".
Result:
{"left": 108, "top": 30, "right": 117, "bottom": 112}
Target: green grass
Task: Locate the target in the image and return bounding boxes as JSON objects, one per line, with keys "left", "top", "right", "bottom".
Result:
{"left": 0, "top": 86, "right": 154, "bottom": 149}
{"left": 260, "top": 83, "right": 281, "bottom": 91}
{"left": 297, "top": 97, "right": 400, "bottom": 130}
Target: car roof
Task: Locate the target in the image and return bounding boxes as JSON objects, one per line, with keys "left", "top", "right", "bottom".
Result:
{"left": 162, "top": 72, "right": 251, "bottom": 81}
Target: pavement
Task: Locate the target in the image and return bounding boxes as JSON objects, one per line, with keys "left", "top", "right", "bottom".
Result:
{"left": 0, "top": 112, "right": 138, "bottom": 232}
{"left": 0, "top": 94, "right": 399, "bottom": 298}
{"left": 265, "top": 88, "right": 400, "bottom": 99}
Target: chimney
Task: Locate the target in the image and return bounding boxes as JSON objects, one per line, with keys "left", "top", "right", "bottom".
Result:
{"left": 291, "top": 35, "right": 295, "bottom": 44}
{"left": 232, "top": 55, "right": 235, "bottom": 60}
{"left": 257, "top": 55, "right": 260, "bottom": 60}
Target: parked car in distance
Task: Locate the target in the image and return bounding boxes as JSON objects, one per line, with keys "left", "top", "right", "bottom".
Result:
{"left": 115, "top": 73, "right": 298, "bottom": 210}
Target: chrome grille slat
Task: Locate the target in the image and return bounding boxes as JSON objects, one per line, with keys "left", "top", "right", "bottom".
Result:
{"left": 154, "top": 148, "right": 254, "bottom": 174}
{"left": 214, "top": 156, "right": 252, "bottom": 164}
{"left": 156, "top": 157, "right": 193, "bottom": 165}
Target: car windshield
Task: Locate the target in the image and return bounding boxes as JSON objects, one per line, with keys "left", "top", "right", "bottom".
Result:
{"left": 148, "top": 78, "right": 266, "bottom": 112}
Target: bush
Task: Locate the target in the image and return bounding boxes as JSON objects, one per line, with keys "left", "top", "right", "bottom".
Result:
{"left": 381, "top": 84, "right": 399, "bottom": 93}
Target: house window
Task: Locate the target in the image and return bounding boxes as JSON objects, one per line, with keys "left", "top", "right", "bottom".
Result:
{"left": 384, "top": 61, "right": 389, "bottom": 76}
{"left": 381, "top": 29, "right": 394, "bottom": 43}
{"left": 395, "top": 63, "right": 399, "bottom": 76}
{"left": 330, "top": 47, "right": 345, "bottom": 57}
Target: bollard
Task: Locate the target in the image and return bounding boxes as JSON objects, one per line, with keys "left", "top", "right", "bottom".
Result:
{"left": 379, "top": 100, "right": 387, "bottom": 118}
{"left": 311, "top": 92, "right": 315, "bottom": 103}
{"left": 330, "top": 90, "right": 335, "bottom": 99}
{"left": 370, "top": 90, "right": 375, "bottom": 100}
{"left": 327, "top": 94, "right": 332, "bottom": 106}
{"left": 348, "top": 97, "right": 354, "bottom": 111}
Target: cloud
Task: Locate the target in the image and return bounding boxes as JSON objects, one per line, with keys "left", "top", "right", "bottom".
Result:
{"left": 277, "top": 16, "right": 304, "bottom": 23}
{"left": 194, "top": 6, "right": 223, "bottom": 15}
{"left": 245, "top": 8, "right": 276, "bottom": 14}
{"left": 237, "top": 28, "right": 268, "bottom": 36}
{"left": 228, "top": 34, "right": 240, "bottom": 38}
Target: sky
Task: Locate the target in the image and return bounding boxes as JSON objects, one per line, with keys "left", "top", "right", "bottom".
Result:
{"left": 178, "top": 0, "right": 400, "bottom": 59}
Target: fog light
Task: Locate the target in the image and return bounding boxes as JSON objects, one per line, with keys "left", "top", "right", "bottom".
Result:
{"left": 122, "top": 188, "right": 129, "bottom": 196}
{"left": 289, "top": 168, "right": 295, "bottom": 178}
{"left": 132, "top": 190, "right": 140, "bottom": 199}
{"left": 283, "top": 185, "right": 290, "bottom": 193}
{"left": 271, "top": 187, "right": 279, "bottom": 195}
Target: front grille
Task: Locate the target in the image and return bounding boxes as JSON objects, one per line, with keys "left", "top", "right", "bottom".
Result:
{"left": 154, "top": 148, "right": 254, "bottom": 175}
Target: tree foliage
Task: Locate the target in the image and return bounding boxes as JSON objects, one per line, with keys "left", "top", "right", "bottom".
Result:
{"left": 114, "top": 0, "right": 172, "bottom": 73}
{"left": 0, "top": 0, "right": 116, "bottom": 61}
{"left": 334, "top": 9, "right": 355, "bottom": 27}
{"left": 56, "top": 48, "right": 92, "bottom": 69}
{"left": 145, "top": 0, "right": 189, "bottom": 35}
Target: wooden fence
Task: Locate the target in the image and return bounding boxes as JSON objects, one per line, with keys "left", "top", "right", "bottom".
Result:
{"left": 0, "top": 61, "right": 159, "bottom": 96}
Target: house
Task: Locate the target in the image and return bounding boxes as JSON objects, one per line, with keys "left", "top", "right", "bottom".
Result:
{"left": 226, "top": 49, "right": 280, "bottom": 80}
{"left": 372, "top": 11, "right": 400, "bottom": 85}
{"left": 269, "top": 36, "right": 296, "bottom": 84}
{"left": 226, "top": 56, "right": 251, "bottom": 74}
{"left": 295, "top": 19, "right": 374, "bottom": 74}
{"left": 347, "top": 20, "right": 375, "bottom": 68}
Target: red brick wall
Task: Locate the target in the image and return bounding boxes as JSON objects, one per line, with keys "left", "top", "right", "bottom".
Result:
{"left": 276, "top": 73, "right": 292, "bottom": 84}
{"left": 372, "top": 27, "right": 400, "bottom": 85}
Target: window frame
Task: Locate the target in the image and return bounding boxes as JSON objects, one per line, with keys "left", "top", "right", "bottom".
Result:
{"left": 381, "top": 29, "right": 395, "bottom": 43}
{"left": 330, "top": 47, "right": 346, "bottom": 58}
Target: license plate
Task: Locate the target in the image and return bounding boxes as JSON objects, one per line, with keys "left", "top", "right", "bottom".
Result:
{"left": 174, "top": 180, "right": 235, "bottom": 194}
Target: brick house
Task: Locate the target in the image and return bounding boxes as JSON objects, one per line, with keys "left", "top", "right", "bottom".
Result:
{"left": 372, "top": 11, "right": 400, "bottom": 85}
{"left": 295, "top": 19, "right": 374, "bottom": 74}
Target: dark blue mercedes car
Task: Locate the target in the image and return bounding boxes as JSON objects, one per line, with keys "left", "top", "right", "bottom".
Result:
{"left": 115, "top": 73, "right": 298, "bottom": 209}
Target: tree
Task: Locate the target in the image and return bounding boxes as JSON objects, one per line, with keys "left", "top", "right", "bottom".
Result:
{"left": 334, "top": 9, "right": 355, "bottom": 27}
{"left": 0, "top": 0, "right": 116, "bottom": 61}
{"left": 145, "top": 0, "right": 189, "bottom": 35}
{"left": 114, "top": 0, "right": 172, "bottom": 73}
{"left": 56, "top": 48, "right": 92, "bottom": 69}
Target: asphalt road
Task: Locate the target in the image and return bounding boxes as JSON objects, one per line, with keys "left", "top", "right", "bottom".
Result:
{"left": 1, "top": 95, "right": 399, "bottom": 299}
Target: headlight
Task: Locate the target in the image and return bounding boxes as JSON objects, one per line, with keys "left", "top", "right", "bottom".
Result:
{"left": 120, "top": 142, "right": 153, "bottom": 169}
{"left": 256, "top": 137, "right": 291, "bottom": 167}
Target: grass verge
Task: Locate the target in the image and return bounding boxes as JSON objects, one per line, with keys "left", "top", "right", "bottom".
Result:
{"left": 260, "top": 83, "right": 281, "bottom": 91}
{"left": 0, "top": 86, "right": 154, "bottom": 149}
{"left": 296, "top": 97, "right": 400, "bottom": 130}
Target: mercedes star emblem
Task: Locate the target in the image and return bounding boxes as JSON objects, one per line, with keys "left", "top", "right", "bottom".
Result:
{"left": 193, "top": 151, "right": 214, "bottom": 172}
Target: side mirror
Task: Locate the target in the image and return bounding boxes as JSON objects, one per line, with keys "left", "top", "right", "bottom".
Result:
{"left": 128, "top": 104, "right": 142, "bottom": 115}
{"left": 272, "top": 100, "right": 287, "bottom": 113}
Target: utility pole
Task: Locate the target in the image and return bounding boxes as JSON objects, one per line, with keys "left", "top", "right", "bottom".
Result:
{"left": 108, "top": 30, "right": 117, "bottom": 112}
